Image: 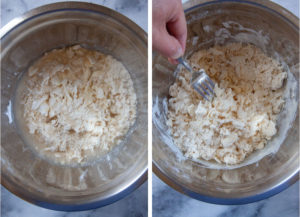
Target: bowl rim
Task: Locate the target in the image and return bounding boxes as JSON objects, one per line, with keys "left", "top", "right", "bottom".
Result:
{"left": 153, "top": 0, "right": 299, "bottom": 205}
{"left": 1, "top": 1, "right": 148, "bottom": 211}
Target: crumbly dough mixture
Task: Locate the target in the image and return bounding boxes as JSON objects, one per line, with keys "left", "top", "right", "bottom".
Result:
{"left": 20, "top": 45, "right": 137, "bottom": 164}
{"left": 167, "top": 43, "right": 287, "bottom": 165}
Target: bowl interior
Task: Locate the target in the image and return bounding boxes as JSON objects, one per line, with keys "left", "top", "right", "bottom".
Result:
{"left": 1, "top": 3, "right": 147, "bottom": 207}
{"left": 153, "top": 0, "right": 299, "bottom": 202}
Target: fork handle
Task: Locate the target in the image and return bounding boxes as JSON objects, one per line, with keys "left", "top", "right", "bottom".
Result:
{"left": 177, "top": 57, "right": 193, "bottom": 73}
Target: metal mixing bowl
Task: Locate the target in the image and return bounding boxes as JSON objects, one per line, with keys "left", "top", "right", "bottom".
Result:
{"left": 1, "top": 2, "right": 147, "bottom": 211}
{"left": 153, "top": 0, "right": 299, "bottom": 204}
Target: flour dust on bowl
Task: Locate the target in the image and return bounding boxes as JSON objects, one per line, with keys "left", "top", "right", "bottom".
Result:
{"left": 1, "top": 2, "right": 147, "bottom": 211}
{"left": 153, "top": 0, "right": 299, "bottom": 204}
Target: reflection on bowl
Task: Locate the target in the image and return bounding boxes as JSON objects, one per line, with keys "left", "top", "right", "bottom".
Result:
{"left": 1, "top": 2, "right": 147, "bottom": 211}
{"left": 153, "top": 0, "right": 299, "bottom": 205}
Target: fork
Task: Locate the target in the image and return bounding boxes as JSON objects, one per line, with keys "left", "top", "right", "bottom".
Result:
{"left": 177, "top": 57, "right": 215, "bottom": 101}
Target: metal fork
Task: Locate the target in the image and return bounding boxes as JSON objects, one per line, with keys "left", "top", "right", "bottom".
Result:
{"left": 177, "top": 57, "right": 215, "bottom": 101}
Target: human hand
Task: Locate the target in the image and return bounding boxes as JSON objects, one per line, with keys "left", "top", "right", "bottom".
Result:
{"left": 152, "top": 0, "right": 187, "bottom": 64}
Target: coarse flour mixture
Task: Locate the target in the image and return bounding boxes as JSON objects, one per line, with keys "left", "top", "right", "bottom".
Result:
{"left": 167, "top": 43, "right": 287, "bottom": 165}
{"left": 16, "top": 45, "right": 137, "bottom": 165}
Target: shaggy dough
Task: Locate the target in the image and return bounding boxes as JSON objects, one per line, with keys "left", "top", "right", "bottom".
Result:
{"left": 18, "top": 45, "right": 137, "bottom": 165}
{"left": 167, "top": 43, "right": 287, "bottom": 165}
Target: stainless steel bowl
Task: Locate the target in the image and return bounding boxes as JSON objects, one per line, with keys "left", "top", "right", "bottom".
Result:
{"left": 1, "top": 2, "right": 147, "bottom": 211}
{"left": 153, "top": 0, "right": 299, "bottom": 204}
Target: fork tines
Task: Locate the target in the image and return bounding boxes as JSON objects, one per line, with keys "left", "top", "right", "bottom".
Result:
{"left": 192, "top": 74, "right": 215, "bottom": 101}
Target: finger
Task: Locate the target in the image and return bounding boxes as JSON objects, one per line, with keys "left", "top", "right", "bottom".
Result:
{"left": 167, "top": 3, "right": 187, "bottom": 52}
{"left": 153, "top": 27, "right": 183, "bottom": 59}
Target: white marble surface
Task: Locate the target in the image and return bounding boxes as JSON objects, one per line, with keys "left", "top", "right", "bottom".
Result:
{"left": 153, "top": 1, "right": 299, "bottom": 217}
{"left": 1, "top": 0, "right": 147, "bottom": 216}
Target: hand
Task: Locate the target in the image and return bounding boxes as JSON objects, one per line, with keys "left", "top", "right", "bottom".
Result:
{"left": 152, "top": 0, "right": 187, "bottom": 63}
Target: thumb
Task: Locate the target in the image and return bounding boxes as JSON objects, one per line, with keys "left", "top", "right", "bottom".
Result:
{"left": 153, "top": 28, "right": 183, "bottom": 59}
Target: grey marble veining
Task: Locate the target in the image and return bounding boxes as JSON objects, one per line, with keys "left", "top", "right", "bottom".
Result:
{"left": 1, "top": 0, "right": 147, "bottom": 216}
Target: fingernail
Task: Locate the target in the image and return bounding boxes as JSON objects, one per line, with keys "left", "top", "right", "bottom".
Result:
{"left": 171, "top": 46, "right": 183, "bottom": 59}
{"left": 167, "top": 57, "right": 179, "bottom": 65}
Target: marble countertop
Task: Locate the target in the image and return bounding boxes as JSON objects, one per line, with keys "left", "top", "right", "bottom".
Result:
{"left": 1, "top": 0, "right": 147, "bottom": 217}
